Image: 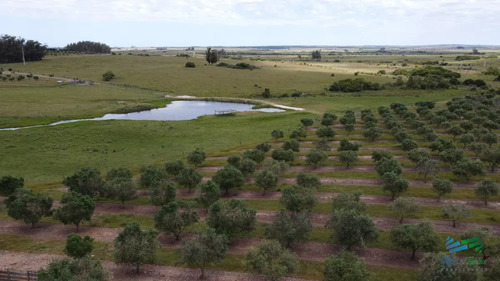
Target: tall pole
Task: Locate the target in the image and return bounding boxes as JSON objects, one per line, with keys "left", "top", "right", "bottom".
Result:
{"left": 21, "top": 45, "right": 26, "bottom": 66}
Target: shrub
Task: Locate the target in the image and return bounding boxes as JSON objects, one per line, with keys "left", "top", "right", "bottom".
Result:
{"left": 185, "top": 62, "right": 196, "bottom": 68}
{"left": 102, "top": 71, "right": 115, "bottom": 81}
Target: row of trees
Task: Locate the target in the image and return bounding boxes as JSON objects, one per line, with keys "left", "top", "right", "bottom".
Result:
{"left": 0, "top": 34, "right": 46, "bottom": 63}
{"left": 64, "top": 41, "right": 111, "bottom": 54}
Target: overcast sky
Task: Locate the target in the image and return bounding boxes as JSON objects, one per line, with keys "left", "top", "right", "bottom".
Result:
{"left": 1, "top": 0, "right": 499, "bottom": 47}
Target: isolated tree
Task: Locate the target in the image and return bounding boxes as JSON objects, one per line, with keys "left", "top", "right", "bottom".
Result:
{"left": 316, "top": 126, "right": 336, "bottom": 139}
{"left": 5, "top": 188, "right": 53, "bottom": 228}
{"left": 154, "top": 201, "right": 199, "bottom": 240}
{"left": 331, "top": 191, "right": 367, "bottom": 214}
{"left": 337, "top": 139, "right": 361, "bottom": 151}
{"left": 0, "top": 176, "right": 24, "bottom": 196}
{"left": 390, "top": 220, "right": 441, "bottom": 260}
{"left": 390, "top": 197, "right": 420, "bottom": 223}
{"left": 265, "top": 210, "right": 312, "bottom": 248}
{"left": 338, "top": 150, "right": 359, "bottom": 169}
{"left": 296, "top": 172, "right": 321, "bottom": 189}
{"left": 178, "top": 228, "right": 228, "bottom": 280}
{"left": 38, "top": 257, "right": 107, "bottom": 281}
{"left": 480, "top": 148, "right": 500, "bottom": 171}
{"left": 102, "top": 71, "right": 115, "bottom": 81}
{"left": 165, "top": 160, "right": 186, "bottom": 177}
{"left": 300, "top": 118, "right": 314, "bottom": 128}
{"left": 282, "top": 140, "right": 300, "bottom": 152}
{"left": 256, "top": 142, "right": 273, "bottom": 153}
{"left": 272, "top": 148, "right": 295, "bottom": 163}
{"left": 149, "top": 180, "right": 176, "bottom": 206}
{"left": 452, "top": 160, "right": 485, "bottom": 182}
{"left": 188, "top": 149, "right": 206, "bottom": 167}
{"left": 327, "top": 209, "right": 378, "bottom": 250}
{"left": 440, "top": 149, "right": 465, "bottom": 165}
{"left": 196, "top": 180, "right": 220, "bottom": 210}
{"left": 65, "top": 233, "right": 94, "bottom": 258}
{"left": 245, "top": 241, "right": 297, "bottom": 281}
{"left": 63, "top": 167, "right": 104, "bottom": 197}
{"left": 363, "top": 127, "right": 382, "bottom": 142}
{"left": 323, "top": 251, "right": 370, "bottom": 281}
{"left": 212, "top": 165, "right": 245, "bottom": 194}
{"left": 375, "top": 158, "right": 402, "bottom": 176}
{"left": 176, "top": 167, "right": 202, "bottom": 193}
{"left": 205, "top": 47, "right": 218, "bottom": 64}
{"left": 417, "top": 159, "right": 440, "bottom": 182}
{"left": 442, "top": 204, "right": 471, "bottom": 228}
{"left": 207, "top": 199, "right": 256, "bottom": 239}
{"left": 474, "top": 179, "right": 499, "bottom": 206}
{"left": 306, "top": 149, "right": 327, "bottom": 168}
{"left": 271, "top": 129, "right": 284, "bottom": 141}
{"left": 139, "top": 165, "right": 165, "bottom": 189}
{"left": 244, "top": 149, "right": 266, "bottom": 163}
{"left": 114, "top": 222, "right": 159, "bottom": 274}
{"left": 279, "top": 185, "right": 318, "bottom": 214}
{"left": 53, "top": 191, "right": 95, "bottom": 232}
{"left": 382, "top": 171, "right": 409, "bottom": 200}
{"left": 256, "top": 170, "right": 279, "bottom": 194}
{"left": 432, "top": 177, "right": 453, "bottom": 202}
{"left": 311, "top": 50, "right": 322, "bottom": 61}
{"left": 239, "top": 157, "right": 257, "bottom": 176}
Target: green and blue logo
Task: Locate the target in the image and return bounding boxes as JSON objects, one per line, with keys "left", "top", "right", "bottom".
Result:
{"left": 445, "top": 236, "right": 484, "bottom": 254}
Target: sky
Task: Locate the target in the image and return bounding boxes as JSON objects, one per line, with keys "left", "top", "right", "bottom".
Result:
{"left": 1, "top": 0, "right": 499, "bottom": 47}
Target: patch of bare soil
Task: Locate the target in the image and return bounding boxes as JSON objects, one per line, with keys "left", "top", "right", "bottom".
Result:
{"left": 0, "top": 251, "right": 309, "bottom": 281}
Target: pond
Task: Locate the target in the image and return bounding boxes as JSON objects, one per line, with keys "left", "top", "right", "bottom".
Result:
{"left": 0, "top": 100, "right": 285, "bottom": 131}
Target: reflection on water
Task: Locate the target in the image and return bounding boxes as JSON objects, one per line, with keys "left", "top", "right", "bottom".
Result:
{"left": 1, "top": 100, "right": 285, "bottom": 131}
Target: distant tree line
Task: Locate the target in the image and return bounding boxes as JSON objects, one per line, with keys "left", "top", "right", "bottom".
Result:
{"left": 0, "top": 35, "right": 47, "bottom": 63}
{"left": 329, "top": 78, "right": 382, "bottom": 92}
{"left": 64, "top": 41, "right": 111, "bottom": 54}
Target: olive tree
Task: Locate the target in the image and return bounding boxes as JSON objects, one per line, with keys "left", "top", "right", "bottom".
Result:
{"left": 417, "top": 159, "right": 440, "bottom": 182}
{"left": 265, "top": 210, "right": 312, "bottom": 248}
{"left": 338, "top": 150, "right": 359, "bottom": 169}
{"left": 442, "top": 204, "right": 471, "bottom": 228}
{"left": 114, "top": 222, "right": 159, "bottom": 274}
{"left": 64, "top": 233, "right": 94, "bottom": 258}
{"left": 431, "top": 177, "right": 453, "bottom": 202}
{"left": 255, "top": 170, "right": 279, "bottom": 194}
{"left": 296, "top": 172, "right": 321, "bottom": 189}
{"left": 389, "top": 197, "right": 420, "bottom": 223}
{"left": 212, "top": 165, "right": 245, "bottom": 194}
{"left": 327, "top": 209, "right": 378, "bottom": 250}
{"left": 207, "top": 199, "right": 256, "bottom": 239}
{"left": 306, "top": 149, "right": 327, "bottom": 168}
{"left": 279, "top": 185, "right": 318, "bottom": 214}
{"left": 38, "top": 257, "right": 107, "bottom": 281}
{"left": 363, "top": 127, "right": 382, "bottom": 142}
{"left": 196, "top": 180, "right": 220, "bottom": 210}
{"left": 176, "top": 167, "right": 202, "bottom": 193}
{"left": 323, "top": 251, "right": 370, "bottom": 281}
{"left": 245, "top": 241, "right": 297, "bottom": 281}
{"left": 474, "top": 179, "right": 499, "bottom": 206}
{"left": 331, "top": 191, "right": 367, "bottom": 214}
{"left": 452, "top": 160, "right": 485, "bottom": 182}
{"left": 272, "top": 148, "right": 295, "bottom": 163}
{"left": 390, "top": 220, "right": 441, "bottom": 259}
{"left": 63, "top": 167, "right": 104, "bottom": 197}
{"left": 5, "top": 188, "right": 53, "bottom": 228}
{"left": 0, "top": 175, "right": 24, "bottom": 197}
{"left": 381, "top": 172, "right": 409, "bottom": 200}
{"left": 271, "top": 129, "right": 284, "bottom": 141}
{"left": 154, "top": 201, "right": 199, "bottom": 240}
{"left": 188, "top": 149, "right": 206, "bottom": 167}
{"left": 165, "top": 160, "right": 186, "bottom": 177}
{"left": 139, "top": 165, "right": 165, "bottom": 189}
{"left": 178, "top": 228, "right": 228, "bottom": 280}
{"left": 149, "top": 180, "right": 177, "bottom": 206}
{"left": 53, "top": 191, "right": 95, "bottom": 232}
